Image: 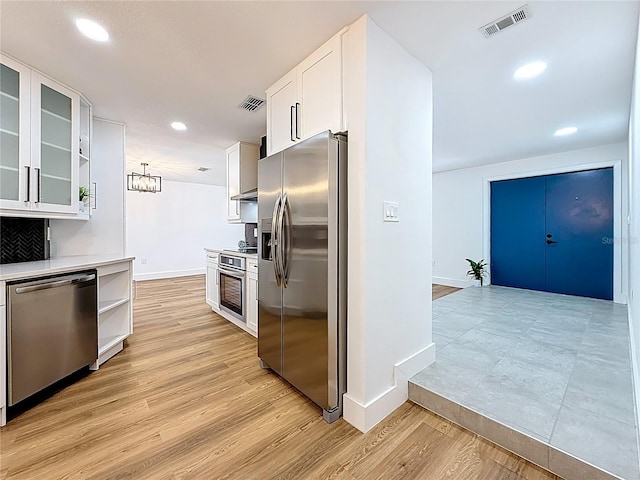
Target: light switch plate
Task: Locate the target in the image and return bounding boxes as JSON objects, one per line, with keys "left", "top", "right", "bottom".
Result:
{"left": 383, "top": 201, "right": 399, "bottom": 222}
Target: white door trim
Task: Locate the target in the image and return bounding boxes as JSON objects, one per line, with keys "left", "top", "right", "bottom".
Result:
{"left": 482, "top": 160, "right": 625, "bottom": 304}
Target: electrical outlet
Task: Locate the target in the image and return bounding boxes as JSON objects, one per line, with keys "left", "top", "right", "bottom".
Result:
{"left": 383, "top": 201, "right": 399, "bottom": 222}
{"left": 141, "top": 258, "right": 147, "bottom": 265}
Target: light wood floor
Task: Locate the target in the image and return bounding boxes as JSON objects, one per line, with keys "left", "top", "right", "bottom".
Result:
{"left": 432, "top": 284, "right": 461, "bottom": 300}
{"left": 0, "top": 276, "right": 558, "bottom": 480}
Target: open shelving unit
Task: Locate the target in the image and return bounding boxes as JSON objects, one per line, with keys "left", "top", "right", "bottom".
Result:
{"left": 96, "top": 261, "right": 132, "bottom": 367}
{"left": 78, "top": 96, "right": 92, "bottom": 220}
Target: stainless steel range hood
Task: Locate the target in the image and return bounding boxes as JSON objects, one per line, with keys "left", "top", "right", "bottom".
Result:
{"left": 230, "top": 188, "right": 258, "bottom": 201}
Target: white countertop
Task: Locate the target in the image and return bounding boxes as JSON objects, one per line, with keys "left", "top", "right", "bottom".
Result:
{"left": 0, "top": 255, "right": 134, "bottom": 281}
{"left": 205, "top": 248, "right": 257, "bottom": 259}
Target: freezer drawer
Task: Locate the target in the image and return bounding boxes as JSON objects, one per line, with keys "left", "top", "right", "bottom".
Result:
{"left": 7, "top": 271, "right": 98, "bottom": 406}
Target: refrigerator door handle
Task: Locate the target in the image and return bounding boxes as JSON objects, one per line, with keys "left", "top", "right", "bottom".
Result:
{"left": 271, "top": 194, "right": 283, "bottom": 286}
{"left": 276, "top": 192, "right": 288, "bottom": 287}
{"left": 281, "top": 193, "right": 292, "bottom": 287}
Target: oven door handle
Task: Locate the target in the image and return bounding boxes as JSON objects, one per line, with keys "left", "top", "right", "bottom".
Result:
{"left": 218, "top": 267, "right": 245, "bottom": 280}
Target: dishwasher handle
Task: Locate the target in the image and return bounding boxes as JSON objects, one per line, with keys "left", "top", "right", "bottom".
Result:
{"left": 14, "top": 274, "right": 96, "bottom": 294}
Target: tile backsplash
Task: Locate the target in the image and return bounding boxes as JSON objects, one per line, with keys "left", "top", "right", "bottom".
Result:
{"left": 0, "top": 217, "right": 50, "bottom": 264}
{"left": 245, "top": 222, "right": 258, "bottom": 247}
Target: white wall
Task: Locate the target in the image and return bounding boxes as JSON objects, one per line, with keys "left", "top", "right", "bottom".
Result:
{"left": 627, "top": 12, "right": 640, "bottom": 452}
{"left": 433, "top": 142, "right": 628, "bottom": 303}
{"left": 50, "top": 119, "right": 126, "bottom": 257}
{"left": 126, "top": 180, "right": 244, "bottom": 280}
{"left": 343, "top": 15, "right": 433, "bottom": 432}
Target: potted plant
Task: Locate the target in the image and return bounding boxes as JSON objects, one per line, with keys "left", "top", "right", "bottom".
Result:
{"left": 79, "top": 186, "right": 89, "bottom": 213}
{"left": 466, "top": 258, "right": 487, "bottom": 287}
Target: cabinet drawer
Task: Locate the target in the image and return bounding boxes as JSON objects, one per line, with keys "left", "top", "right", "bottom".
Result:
{"left": 206, "top": 253, "right": 219, "bottom": 263}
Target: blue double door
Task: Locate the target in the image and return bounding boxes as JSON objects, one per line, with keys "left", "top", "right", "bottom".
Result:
{"left": 490, "top": 168, "right": 613, "bottom": 300}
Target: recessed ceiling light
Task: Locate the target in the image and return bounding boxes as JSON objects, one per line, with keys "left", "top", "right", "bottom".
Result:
{"left": 171, "top": 122, "right": 187, "bottom": 131}
{"left": 75, "top": 19, "right": 109, "bottom": 42}
{"left": 554, "top": 127, "right": 578, "bottom": 136}
{"left": 513, "top": 61, "right": 547, "bottom": 79}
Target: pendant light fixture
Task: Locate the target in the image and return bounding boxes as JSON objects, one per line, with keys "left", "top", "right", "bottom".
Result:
{"left": 127, "top": 163, "right": 162, "bottom": 193}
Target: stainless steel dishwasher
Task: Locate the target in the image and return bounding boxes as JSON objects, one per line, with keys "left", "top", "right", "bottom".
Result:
{"left": 7, "top": 271, "right": 97, "bottom": 406}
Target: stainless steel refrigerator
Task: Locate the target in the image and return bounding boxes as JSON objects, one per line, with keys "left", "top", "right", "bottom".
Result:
{"left": 258, "top": 130, "right": 347, "bottom": 423}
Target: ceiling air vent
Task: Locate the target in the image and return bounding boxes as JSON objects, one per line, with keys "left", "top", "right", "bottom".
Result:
{"left": 239, "top": 95, "right": 265, "bottom": 112}
{"left": 480, "top": 5, "right": 531, "bottom": 38}
{"left": 198, "top": 167, "right": 211, "bottom": 172}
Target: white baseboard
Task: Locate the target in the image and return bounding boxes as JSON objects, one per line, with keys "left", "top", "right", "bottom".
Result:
{"left": 343, "top": 343, "right": 436, "bottom": 433}
{"left": 133, "top": 268, "right": 205, "bottom": 281}
{"left": 432, "top": 276, "right": 469, "bottom": 288}
{"left": 627, "top": 308, "right": 640, "bottom": 470}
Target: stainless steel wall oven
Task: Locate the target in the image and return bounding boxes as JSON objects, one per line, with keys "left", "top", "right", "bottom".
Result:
{"left": 218, "top": 253, "right": 246, "bottom": 321}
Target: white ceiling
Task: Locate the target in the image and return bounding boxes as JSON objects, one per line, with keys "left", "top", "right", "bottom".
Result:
{"left": 1, "top": 1, "right": 638, "bottom": 184}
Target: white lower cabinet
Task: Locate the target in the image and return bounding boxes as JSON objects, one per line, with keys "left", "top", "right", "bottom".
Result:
{"left": 205, "top": 252, "right": 220, "bottom": 311}
{"left": 0, "top": 281, "right": 6, "bottom": 427}
{"left": 0, "top": 258, "right": 132, "bottom": 427}
{"left": 95, "top": 260, "right": 133, "bottom": 368}
{"left": 247, "top": 258, "right": 258, "bottom": 333}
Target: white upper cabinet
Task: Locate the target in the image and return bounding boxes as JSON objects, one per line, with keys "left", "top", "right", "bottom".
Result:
{"left": 265, "top": 30, "right": 345, "bottom": 156}
{"left": 266, "top": 71, "right": 297, "bottom": 155}
{"left": 297, "top": 35, "right": 343, "bottom": 141}
{"left": 226, "top": 142, "right": 259, "bottom": 223}
{"left": 0, "top": 53, "right": 84, "bottom": 218}
{"left": 0, "top": 56, "right": 31, "bottom": 210}
{"left": 30, "top": 72, "right": 80, "bottom": 214}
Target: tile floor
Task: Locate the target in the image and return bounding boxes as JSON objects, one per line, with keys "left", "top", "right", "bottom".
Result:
{"left": 410, "top": 286, "right": 639, "bottom": 480}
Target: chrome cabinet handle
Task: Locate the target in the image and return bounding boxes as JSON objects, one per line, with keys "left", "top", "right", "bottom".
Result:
{"left": 290, "top": 106, "right": 295, "bottom": 142}
{"left": 91, "top": 181, "right": 97, "bottom": 209}
{"left": 25, "top": 166, "right": 30, "bottom": 202}
{"left": 35, "top": 167, "right": 41, "bottom": 203}
{"left": 295, "top": 103, "right": 300, "bottom": 139}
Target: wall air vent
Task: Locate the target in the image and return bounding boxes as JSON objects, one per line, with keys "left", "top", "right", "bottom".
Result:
{"left": 197, "top": 167, "right": 211, "bottom": 172}
{"left": 239, "top": 95, "right": 265, "bottom": 112}
{"left": 480, "top": 5, "right": 531, "bottom": 38}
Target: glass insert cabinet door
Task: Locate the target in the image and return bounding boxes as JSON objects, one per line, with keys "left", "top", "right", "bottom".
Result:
{"left": 0, "top": 57, "right": 30, "bottom": 209}
{"left": 30, "top": 72, "right": 79, "bottom": 214}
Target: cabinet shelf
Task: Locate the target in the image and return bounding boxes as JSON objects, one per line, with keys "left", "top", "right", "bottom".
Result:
{"left": 42, "top": 173, "right": 71, "bottom": 182}
{"left": 98, "top": 298, "right": 129, "bottom": 315}
{"left": 79, "top": 154, "right": 90, "bottom": 163}
{"left": 42, "top": 108, "right": 71, "bottom": 123}
{"left": 41, "top": 140, "right": 71, "bottom": 153}
{"left": 0, "top": 91, "right": 18, "bottom": 102}
{"left": 0, "top": 165, "right": 19, "bottom": 172}
{"left": 0, "top": 128, "right": 18, "bottom": 137}
{"left": 99, "top": 334, "right": 129, "bottom": 355}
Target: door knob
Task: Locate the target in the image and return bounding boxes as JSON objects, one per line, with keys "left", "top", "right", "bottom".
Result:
{"left": 546, "top": 239, "right": 558, "bottom": 245}
{"left": 546, "top": 234, "right": 553, "bottom": 238}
